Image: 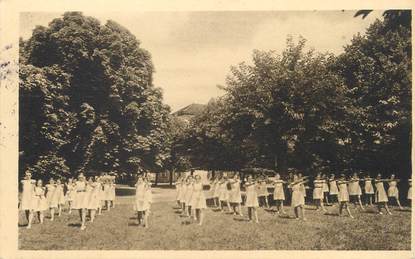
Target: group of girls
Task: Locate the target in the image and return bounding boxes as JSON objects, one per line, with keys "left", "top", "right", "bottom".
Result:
{"left": 175, "top": 174, "right": 208, "bottom": 225}
{"left": 175, "top": 171, "right": 412, "bottom": 223}
{"left": 19, "top": 171, "right": 116, "bottom": 230}
{"left": 133, "top": 174, "right": 153, "bottom": 228}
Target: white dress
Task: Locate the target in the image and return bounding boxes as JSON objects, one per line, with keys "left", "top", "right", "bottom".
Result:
{"left": 364, "top": 179, "right": 374, "bottom": 194}
{"left": 33, "top": 186, "right": 48, "bottom": 212}
{"left": 273, "top": 180, "right": 285, "bottom": 200}
{"left": 190, "top": 182, "right": 207, "bottom": 209}
{"left": 104, "top": 183, "right": 111, "bottom": 201}
{"left": 53, "top": 184, "right": 65, "bottom": 205}
{"left": 72, "top": 181, "right": 88, "bottom": 209}
{"left": 180, "top": 184, "right": 188, "bottom": 203}
{"left": 213, "top": 180, "right": 220, "bottom": 198}
{"left": 291, "top": 183, "right": 305, "bottom": 207}
{"left": 387, "top": 180, "right": 399, "bottom": 198}
{"left": 375, "top": 181, "right": 388, "bottom": 203}
{"left": 109, "top": 183, "right": 116, "bottom": 201}
{"left": 218, "top": 181, "right": 229, "bottom": 201}
{"left": 65, "top": 183, "right": 76, "bottom": 202}
{"left": 87, "top": 183, "right": 100, "bottom": 210}
{"left": 348, "top": 179, "right": 362, "bottom": 196}
{"left": 245, "top": 183, "right": 259, "bottom": 207}
{"left": 46, "top": 184, "right": 58, "bottom": 208}
{"left": 329, "top": 180, "right": 338, "bottom": 195}
{"left": 313, "top": 180, "right": 324, "bottom": 200}
{"left": 20, "top": 179, "right": 35, "bottom": 210}
{"left": 408, "top": 180, "right": 412, "bottom": 200}
{"left": 322, "top": 180, "right": 329, "bottom": 193}
{"left": 185, "top": 183, "right": 194, "bottom": 205}
{"left": 134, "top": 183, "right": 150, "bottom": 211}
{"left": 175, "top": 181, "right": 182, "bottom": 201}
{"left": 229, "top": 179, "right": 242, "bottom": 203}
{"left": 338, "top": 181, "right": 349, "bottom": 202}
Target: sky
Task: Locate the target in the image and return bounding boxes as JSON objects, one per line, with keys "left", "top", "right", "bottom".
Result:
{"left": 20, "top": 11, "right": 384, "bottom": 112}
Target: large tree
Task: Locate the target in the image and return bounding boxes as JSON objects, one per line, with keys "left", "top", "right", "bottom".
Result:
{"left": 221, "top": 37, "right": 351, "bottom": 174}
{"left": 20, "top": 12, "right": 171, "bottom": 178}
{"left": 334, "top": 10, "right": 411, "bottom": 177}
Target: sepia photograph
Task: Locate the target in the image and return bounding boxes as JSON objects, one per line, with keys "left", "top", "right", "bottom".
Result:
{"left": 7, "top": 6, "right": 414, "bottom": 252}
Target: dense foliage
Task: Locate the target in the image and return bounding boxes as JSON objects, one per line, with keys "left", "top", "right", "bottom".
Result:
{"left": 177, "top": 11, "right": 411, "bottom": 178}
{"left": 20, "top": 12, "right": 171, "bottom": 179}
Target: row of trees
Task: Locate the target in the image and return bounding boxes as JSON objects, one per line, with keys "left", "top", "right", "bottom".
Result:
{"left": 173, "top": 10, "right": 411, "bottom": 178}
{"left": 19, "top": 11, "right": 411, "bottom": 181}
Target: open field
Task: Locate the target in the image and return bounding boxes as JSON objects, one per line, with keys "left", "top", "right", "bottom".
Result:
{"left": 18, "top": 187, "right": 411, "bottom": 250}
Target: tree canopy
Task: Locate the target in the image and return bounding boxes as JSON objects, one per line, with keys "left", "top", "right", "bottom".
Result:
{"left": 20, "top": 12, "right": 171, "bottom": 178}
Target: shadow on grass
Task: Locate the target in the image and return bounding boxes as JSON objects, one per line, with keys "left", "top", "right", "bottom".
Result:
{"left": 174, "top": 211, "right": 182, "bottom": 214}
{"left": 233, "top": 217, "right": 250, "bottom": 222}
{"left": 18, "top": 223, "right": 28, "bottom": 227}
{"left": 128, "top": 222, "right": 140, "bottom": 226}
{"left": 323, "top": 212, "right": 339, "bottom": 217}
{"left": 68, "top": 223, "right": 81, "bottom": 227}
{"left": 278, "top": 214, "right": 291, "bottom": 219}
{"left": 361, "top": 209, "right": 378, "bottom": 214}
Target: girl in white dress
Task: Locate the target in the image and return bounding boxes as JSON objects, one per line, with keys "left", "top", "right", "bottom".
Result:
{"left": 191, "top": 175, "right": 207, "bottom": 225}
{"left": 134, "top": 175, "right": 151, "bottom": 228}
{"left": 244, "top": 175, "right": 259, "bottom": 223}
{"left": 348, "top": 173, "right": 364, "bottom": 210}
{"left": 218, "top": 176, "right": 231, "bottom": 212}
{"left": 228, "top": 174, "right": 243, "bottom": 216}
{"left": 185, "top": 176, "right": 195, "bottom": 217}
{"left": 103, "top": 177, "right": 112, "bottom": 211}
{"left": 313, "top": 174, "right": 327, "bottom": 212}
{"left": 180, "top": 177, "right": 188, "bottom": 215}
{"left": 290, "top": 174, "right": 308, "bottom": 220}
{"left": 321, "top": 174, "right": 330, "bottom": 205}
{"left": 407, "top": 178, "right": 412, "bottom": 204}
{"left": 363, "top": 174, "right": 375, "bottom": 206}
{"left": 145, "top": 175, "right": 153, "bottom": 214}
{"left": 256, "top": 176, "right": 270, "bottom": 208}
{"left": 45, "top": 178, "right": 58, "bottom": 221}
{"left": 31, "top": 180, "right": 48, "bottom": 228}
{"left": 337, "top": 175, "right": 354, "bottom": 218}
{"left": 272, "top": 173, "right": 286, "bottom": 214}
{"left": 20, "top": 171, "right": 36, "bottom": 227}
{"left": 94, "top": 176, "right": 104, "bottom": 215}
{"left": 175, "top": 175, "right": 183, "bottom": 207}
{"left": 73, "top": 173, "right": 88, "bottom": 230}
{"left": 65, "top": 178, "right": 76, "bottom": 214}
{"left": 86, "top": 177, "right": 99, "bottom": 222}
{"left": 109, "top": 176, "right": 116, "bottom": 208}
{"left": 374, "top": 174, "right": 392, "bottom": 215}
{"left": 387, "top": 174, "right": 403, "bottom": 210}
{"left": 328, "top": 174, "right": 339, "bottom": 204}
{"left": 54, "top": 179, "right": 65, "bottom": 216}
{"left": 212, "top": 176, "right": 221, "bottom": 208}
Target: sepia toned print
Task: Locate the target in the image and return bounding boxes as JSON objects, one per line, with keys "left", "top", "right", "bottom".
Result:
{"left": 17, "top": 10, "right": 411, "bottom": 250}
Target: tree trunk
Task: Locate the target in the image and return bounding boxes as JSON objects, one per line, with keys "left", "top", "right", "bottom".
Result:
{"left": 169, "top": 170, "right": 174, "bottom": 186}
{"left": 154, "top": 172, "right": 159, "bottom": 186}
{"left": 275, "top": 140, "right": 288, "bottom": 173}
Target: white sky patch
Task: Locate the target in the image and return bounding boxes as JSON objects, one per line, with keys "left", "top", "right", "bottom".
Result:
{"left": 20, "top": 11, "right": 384, "bottom": 112}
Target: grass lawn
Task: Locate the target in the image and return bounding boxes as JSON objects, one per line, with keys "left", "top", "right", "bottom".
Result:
{"left": 18, "top": 188, "right": 411, "bottom": 250}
